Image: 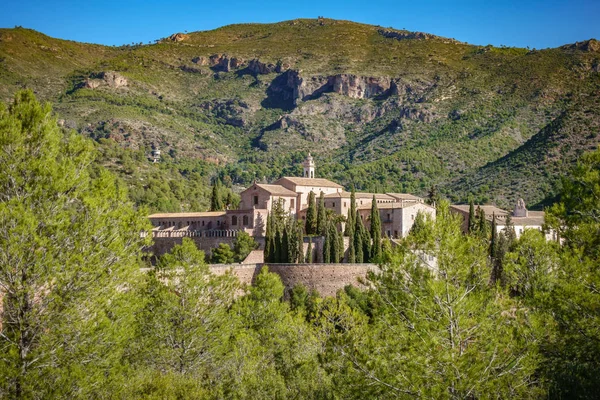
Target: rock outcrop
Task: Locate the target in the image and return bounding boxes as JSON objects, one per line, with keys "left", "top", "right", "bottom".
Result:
{"left": 102, "top": 71, "right": 128, "bottom": 88}
{"left": 564, "top": 39, "right": 600, "bottom": 52}
{"left": 332, "top": 74, "right": 395, "bottom": 99}
{"left": 166, "top": 33, "right": 188, "bottom": 42}
{"left": 276, "top": 70, "right": 398, "bottom": 103}
{"left": 82, "top": 71, "right": 128, "bottom": 89}
{"left": 247, "top": 59, "right": 278, "bottom": 74}
{"left": 208, "top": 54, "right": 246, "bottom": 72}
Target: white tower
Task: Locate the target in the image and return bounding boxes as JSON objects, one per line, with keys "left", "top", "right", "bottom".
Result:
{"left": 303, "top": 153, "right": 315, "bottom": 178}
{"left": 513, "top": 198, "right": 528, "bottom": 217}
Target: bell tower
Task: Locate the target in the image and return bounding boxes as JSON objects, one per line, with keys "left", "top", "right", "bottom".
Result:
{"left": 303, "top": 153, "right": 315, "bottom": 178}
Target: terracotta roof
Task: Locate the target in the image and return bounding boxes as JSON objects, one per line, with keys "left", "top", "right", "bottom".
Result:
{"left": 450, "top": 205, "right": 509, "bottom": 219}
{"left": 324, "top": 191, "right": 394, "bottom": 200}
{"left": 275, "top": 177, "right": 343, "bottom": 189}
{"left": 254, "top": 183, "right": 298, "bottom": 197}
{"left": 241, "top": 250, "right": 264, "bottom": 264}
{"left": 386, "top": 193, "right": 424, "bottom": 202}
{"left": 149, "top": 211, "right": 226, "bottom": 219}
{"left": 357, "top": 202, "right": 431, "bottom": 210}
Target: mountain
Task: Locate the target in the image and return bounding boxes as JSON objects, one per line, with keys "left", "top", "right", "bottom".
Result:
{"left": 1, "top": 18, "right": 599, "bottom": 211}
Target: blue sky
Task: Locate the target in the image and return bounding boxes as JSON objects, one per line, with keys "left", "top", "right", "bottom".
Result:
{"left": 2, "top": 0, "right": 599, "bottom": 49}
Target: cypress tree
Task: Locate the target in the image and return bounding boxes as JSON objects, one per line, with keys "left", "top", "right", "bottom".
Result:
{"left": 490, "top": 212, "right": 498, "bottom": 259}
{"left": 210, "top": 179, "right": 223, "bottom": 211}
{"left": 362, "top": 223, "right": 372, "bottom": 264}
{"left": 281, "top": 224, "right": 289, "bottom": 263}
{"left": 369, "top": 195, "right": 382, "bottom": 262}
{"left": 354, "top": 213, "right": 365, "bottom": 263}
{"left": 330, "top": 222, "right": 340, "bottom": 263}
{"left": 264, "top": 212, "right": 274, "bottom": 263}
{"left": 305, "top": 238, "right": 313, "bottom": 263}
{"left": 344, "top": 208, "right": 353, "bottom": 236}
{"left": 274, "top": 229, "right": 283, "bottom": 263}
{"left": 297, "top": 225, "right": 304, "bottom": 263}
{"left": 477, "top": 207, "right": 488, "bottom": 237}
{"left": 347, "top": 230, "right": 356, "bottom": 263}
{"left": 317, "top": 191, "right": 326, "bottom": 236}
{"left": 504, "top": 214, "right": 516, "bottom": 245}
{"left": 305, "top": 191, "right": 317, "bottom": 235}
{"left": 338, "top": 225, "right": 345, "bottom": 262}
{"left": 323, "top": 226, "right": 331, "bottom": 263}
{"left": 468, "top": 199, "right": 476, "bottom": 233}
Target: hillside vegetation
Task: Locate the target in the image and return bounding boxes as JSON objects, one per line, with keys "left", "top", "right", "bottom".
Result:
{"left": 1, "top": 19, "right": 599, "bottom": 210}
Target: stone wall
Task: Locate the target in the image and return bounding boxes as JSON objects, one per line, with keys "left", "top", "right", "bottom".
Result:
{"left": 209, "top": 262, "right": 376, "bottom": 297}
{"left": 151, "top": 236, "right": 265, "bottom": 258}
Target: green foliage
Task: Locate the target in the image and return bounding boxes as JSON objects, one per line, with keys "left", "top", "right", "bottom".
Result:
{"left": 305, "top": 191, "right": 317, "bottom": 235}
{"left": 369, "top": 196, "right": 382, "bottom": 262}
{"left": 232, "top": 230, "right": 259, "bottom": 262}
{"left": 211, "top": 242, "right": 235, "bottom": 264}
{"left": 0, "top": 90, "right": 148, "bottom": 398}
{"left": 317, "top": 191, "right": 326, "bottom": 236}
{"left": 319, "top": 202, "right": 542, "bottom": 398}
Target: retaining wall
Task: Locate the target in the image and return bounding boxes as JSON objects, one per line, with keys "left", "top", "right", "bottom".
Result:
{"left": 209, "top": 263, "right": 377, "bottom": 297}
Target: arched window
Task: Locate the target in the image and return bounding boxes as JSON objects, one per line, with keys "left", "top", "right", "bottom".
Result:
{"left": 232, "top": 216, "right": 238, "bottom": 226}
{"left": 243, "top": 215, "right": 249, "bottom": 225}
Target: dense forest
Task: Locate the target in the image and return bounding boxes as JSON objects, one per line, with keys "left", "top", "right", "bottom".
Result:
{"left": 1, "top": 93, "right": 599, "bottom": 398}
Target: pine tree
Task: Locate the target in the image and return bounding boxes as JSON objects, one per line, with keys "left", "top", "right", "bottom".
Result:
{"left": 317, "top": 191, "right": 326, "bottom": 236}
{"left": 0, "top": 91, "right": 149, "bottom": 397}
{"left": 369, "top": 195, "right": 382, "bottom": 262}
{"left": 305, "top": 191, "right": 317, "bottom": 235}
{"left": 468, "top": 199, "right": 476, "bottom": 233}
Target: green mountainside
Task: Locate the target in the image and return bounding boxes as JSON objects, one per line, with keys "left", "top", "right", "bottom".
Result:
{"left": 1, "top": 19, "right": 599, "bottom": 210}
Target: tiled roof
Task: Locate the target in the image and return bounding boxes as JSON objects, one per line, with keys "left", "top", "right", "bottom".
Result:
{"left": 450, "top": 204, "right": 509, "bottom": 219}
{"left": 357, "top": 202, "right": 430, "bottom": 210}
{"left": 254, "top": 183, "right": 298, "bottom": 196}
{"left": 149, "top": 211, "right": 227, "bottom": 219}
{"left": 241, "top": 250, "right": 264, "bottom": 264}
{"left": 275, "top": 177, "right": 343, "bottom": 188}
{"left": 324, "top": 191, "right": 394, "bottom": 200}
{"left": 386, "top": 193, "right": 424, "bottom": 202}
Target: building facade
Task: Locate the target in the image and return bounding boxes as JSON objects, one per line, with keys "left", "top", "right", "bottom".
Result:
{"left": 149, "top": 155, "right": 435, "bottom": 241}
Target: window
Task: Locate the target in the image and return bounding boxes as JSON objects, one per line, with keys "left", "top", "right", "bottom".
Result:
{"left": 387, "top": 213, "right": 391, "bottom": 222}
{"left": 332, "top": 202, "right": 335, "bottom": 208}
{"left": 217, "top": 220, "right": 220, "bottom": 226}
{"left": 411, "top": 215, "right": 415, "bottom": 220}
{"left": 232, "top": 216, "right": 238, "bottom": 226}
{"left": 202, "top": 221, "right": 205, "bottom": 227}
{"left": 387, "top": 230, "right": 391, "bottom": 237}
{"left": 394, "top": 230, "right": 398, "bottom": 238}
{"left": 243, "top": 215, "right": 249, "bottom": 225}
{"left": 344, "top": 202, "right": 347, "bottom": 207}
{"left": 253, "top": 195, "right": 259, "bottom": 206}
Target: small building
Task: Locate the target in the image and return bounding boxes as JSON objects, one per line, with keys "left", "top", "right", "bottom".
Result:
{"left": 450, "top": 199, "right": 556, "bottom": 241}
